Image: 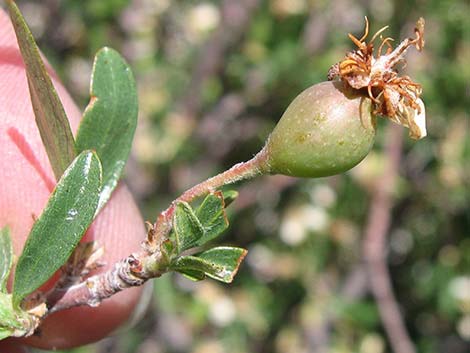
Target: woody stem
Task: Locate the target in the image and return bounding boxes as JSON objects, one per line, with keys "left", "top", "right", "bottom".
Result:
{"left": 150, "top": 147, "right": 271, "bottom": 247}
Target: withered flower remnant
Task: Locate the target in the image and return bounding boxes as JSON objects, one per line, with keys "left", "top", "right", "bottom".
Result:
{"left": 328, "top": 17, "right": 426, "bottom": 139}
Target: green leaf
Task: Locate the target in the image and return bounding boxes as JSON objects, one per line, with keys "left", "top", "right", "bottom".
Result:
{"left": 222, "top": 190, "right": 238, "bottom": 207}
{"left": 195, "top": 191, "right": 229, "bottom": 246}
{"left": 197, "top": 247, "right": 247, "bottom": 282}
{"left": 0, "top": 328, "right": 13, "bottom": 341}
{"left": 171, "top": 246, "right": 247, "bottom": 283}
{"left": 13, "top": 151, "right": 102, "bottom": 306}
{"left": 75, "top": 47, "right": 138, "bottom": 212}
{"left": 0, "top": 293, "right": 30, "bottom": 340}
{"left": 0, "top": 227, "right": 13, "bottom": 292}
{"left": 173, "top": 202, "right": 204, "bottom": 253}
{"left": 0, "top": 294, "right": 21, "bottom": 330}
{"left": 177, "top": 269, "right": 206, "bottom": 282}
{"left": 8, "top": 1, "right": 76, "bottom": 180}
{"left": 0, "top": 293, "right": 16, "bottom": 341}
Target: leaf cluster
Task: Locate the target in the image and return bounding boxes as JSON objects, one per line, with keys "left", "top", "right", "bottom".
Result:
{"left": 167, "top": 191, "right": 246, "bottom": 283}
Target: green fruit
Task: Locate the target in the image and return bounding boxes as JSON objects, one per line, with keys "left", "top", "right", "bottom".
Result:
{"left": 264, "top": 81, "right": 376, "bottom": 178}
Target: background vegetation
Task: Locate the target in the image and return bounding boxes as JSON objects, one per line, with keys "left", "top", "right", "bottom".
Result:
{"left": 12, "top": 0, "right": 469, "bottom": 352}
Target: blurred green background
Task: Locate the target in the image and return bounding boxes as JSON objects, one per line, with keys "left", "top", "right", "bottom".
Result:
{"left": 11, "top": 0, "right": 469, "bottom": 352}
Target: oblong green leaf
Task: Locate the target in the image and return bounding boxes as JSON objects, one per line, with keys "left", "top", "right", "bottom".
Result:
{"left": 13, "top": 151, "right": 102, "bottom": 306}
{"left": 171, "top": 246, "right": 247, "bottom": 283}
{"left": 8, "top": 1, "right": 76, "bottom": 180}
{"left": 171, "top": 256, "right": 223, "bottom": 279}
{"left": 195, "top": 191, "right": 229, "bottom": 246}
{"left": 173, "top": 202, "right": 204, "bottom": 253}
{"left": 197, "top": 247, "right": 247, "bottom": 282}
{"left": 0, "top": 227, "right": 13, "bottom": 292}
{"left": 75, "top": 47, "right": 138, "bottom": 212}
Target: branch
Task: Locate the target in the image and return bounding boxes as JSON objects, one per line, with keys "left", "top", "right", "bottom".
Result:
{"left": 46, "top": 251, "right": 151, "bottom": 313}
{"left": 43, "top": 149, "right": 270, "bottom": 315}
{"left": 149, "top": 148, "right": 270, "bottom": 248}
{"left": 362, "top": 124, "right": 415, "bottom": 353}
{"left": 22, "top": 10, "right": 270, "bottom": 322}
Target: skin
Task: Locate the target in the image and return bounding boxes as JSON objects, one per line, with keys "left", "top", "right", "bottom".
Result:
{"left": 0, "top": 8, "right": 145, "bottom": 351}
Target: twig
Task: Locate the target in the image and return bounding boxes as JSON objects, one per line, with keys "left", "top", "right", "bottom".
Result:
{"left": 362, "top": 124, "right": 415, "bottom": 353}
{"left": 22, "top": 0, "right": 265, "bottom": 327}
{"left": 150, "top": 148, "right": 270, "bottom": 247}
{"left": 43, "top": 149, "right": 270, "bottom": 316}
{"left": 46, "top": 253, "right": 149, "bottom": 313}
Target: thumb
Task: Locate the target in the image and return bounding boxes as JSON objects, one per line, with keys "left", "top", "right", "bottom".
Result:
{"left": 0, "top": 7, "right": 146, "bottom": 350}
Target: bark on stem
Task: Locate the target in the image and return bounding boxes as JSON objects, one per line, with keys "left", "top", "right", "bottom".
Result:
{"left": 46, "top": 251, "right": 150, "bottom": 314}
{"left": 177, "top": 148, "right": 270, "bottom": 204}
{"left": 150, "top": 148, "right": 270, "bottom": 247}
{"left": 45, "top": 149, "right": 270, "bottom": 316}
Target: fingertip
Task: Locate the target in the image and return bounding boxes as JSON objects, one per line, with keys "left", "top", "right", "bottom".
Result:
{"left": 0, "top": 6, "right": 83, "bottom": 132}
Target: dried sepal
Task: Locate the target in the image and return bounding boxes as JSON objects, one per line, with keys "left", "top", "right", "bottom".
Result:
{"left": 329, "top": 17, "right": 426, "bottom": 139}
{"left": 21, "top": 292, "right": 47, "bottom": 319}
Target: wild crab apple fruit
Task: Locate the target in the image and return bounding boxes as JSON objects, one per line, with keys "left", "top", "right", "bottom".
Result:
{"left": 264, "top": 81, "right": 376, "bottom": 178}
